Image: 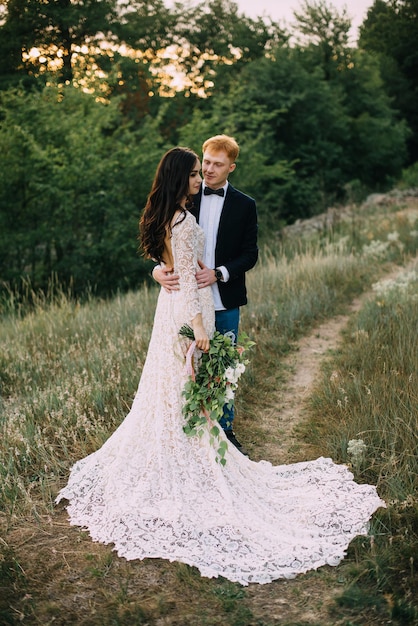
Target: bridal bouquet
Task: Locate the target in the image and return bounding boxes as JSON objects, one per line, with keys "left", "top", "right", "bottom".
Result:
{"left": 179, "top": 324, "right": 255, "bottom": 464}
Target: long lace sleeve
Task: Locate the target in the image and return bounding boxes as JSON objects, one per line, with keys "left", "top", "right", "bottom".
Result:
{"left": 172, "top": 213, "right": 201, "bottom": 323}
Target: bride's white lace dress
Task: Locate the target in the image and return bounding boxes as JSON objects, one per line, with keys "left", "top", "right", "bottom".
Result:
{"left": 57, "top": 211, "right": 385, "bottom": 585}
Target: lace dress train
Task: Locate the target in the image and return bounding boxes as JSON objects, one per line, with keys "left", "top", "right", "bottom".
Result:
{"left": 57, "top": 212, "right": 385, "bottom": 585}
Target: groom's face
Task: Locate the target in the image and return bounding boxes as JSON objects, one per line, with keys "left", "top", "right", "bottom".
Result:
{"left": 202, "top": 149, "right": 236, "bottom": 190}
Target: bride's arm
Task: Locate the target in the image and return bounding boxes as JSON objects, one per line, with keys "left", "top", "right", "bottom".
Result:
{"left": 172, "top": 216, "right": 209, "bottom": 352}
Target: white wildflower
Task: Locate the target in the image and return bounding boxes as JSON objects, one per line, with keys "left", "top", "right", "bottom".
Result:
{"left": 347, "top": 438, "right": 367, "bottom": 468}
{"left": 362, "top": 240, "right": 390, "bottom": 259}
{"left": 387, "top": 231, "right": 400, "bottom": 242}
{"left": 372, "top": 269, "right": 418, "bottom": 297}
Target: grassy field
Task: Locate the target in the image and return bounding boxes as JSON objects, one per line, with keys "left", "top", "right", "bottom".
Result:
{"left": 0, "top": 191, "right": 417, "bottom": 625}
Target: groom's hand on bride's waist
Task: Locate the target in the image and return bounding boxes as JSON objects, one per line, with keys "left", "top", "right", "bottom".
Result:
{"left": 152, "top": 266, "right": 180, "bottom": 292}
{"left": 196, "top": 260, "right": 217, "bottom": 289}
{"left": 152, "top": 261, "right": 215, "bottom": 292}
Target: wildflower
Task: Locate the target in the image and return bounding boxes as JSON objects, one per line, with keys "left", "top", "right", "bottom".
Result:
{"left": 347, "top": 438, "right": 367, "bottom": 468}
{"left": 387, "top": 231, "right": 400, "bottom": 242}
{"left": 330, "top": 370, "right": 339, "bottom": 382}
{"left": 372, "top": 270, "right": 417, "bottom": 297}
{"left": 362, "top": 240, "right": 390, "bottom": 259}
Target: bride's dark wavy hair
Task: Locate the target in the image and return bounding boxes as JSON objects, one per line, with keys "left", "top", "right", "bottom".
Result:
{"left": 139, "top": 147, "right": 199, "bottom": 263}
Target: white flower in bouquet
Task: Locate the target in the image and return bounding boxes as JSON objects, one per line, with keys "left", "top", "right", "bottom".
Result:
{"left": 224, "top": 385, "right": 235, "bottom": 402}
{"left": 225, "top": 366, "right": 238, "bottom": 384}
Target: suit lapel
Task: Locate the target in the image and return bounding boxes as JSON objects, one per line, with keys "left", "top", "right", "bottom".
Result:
{"left": 218, "top": 184, "right": 237, "bottom": 231}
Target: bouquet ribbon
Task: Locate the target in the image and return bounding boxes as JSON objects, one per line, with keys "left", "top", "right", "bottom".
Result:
{"left": 185, "top": 340, "right": 196, "bottom": 382}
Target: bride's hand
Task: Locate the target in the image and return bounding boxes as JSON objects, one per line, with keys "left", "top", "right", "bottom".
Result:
{"left": 194, "top": 326, "right": 210, "bottom": 353}
{"left": 191, "top": 313, "right": 210, "bottom": 352}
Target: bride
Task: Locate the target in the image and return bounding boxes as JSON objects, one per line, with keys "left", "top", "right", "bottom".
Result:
{"left": 56, "top": 147, "right": 385, "bottom": 585}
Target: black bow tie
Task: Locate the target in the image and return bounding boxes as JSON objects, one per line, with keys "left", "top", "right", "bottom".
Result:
{"left": 204, "top": 187, "right": 224, "bottom": 197}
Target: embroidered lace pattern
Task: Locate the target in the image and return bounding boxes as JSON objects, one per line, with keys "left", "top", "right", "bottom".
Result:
{"left": 56, "top": 212, "right": 385, "bottom": 585}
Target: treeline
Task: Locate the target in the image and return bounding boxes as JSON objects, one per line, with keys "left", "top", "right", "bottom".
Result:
{"left": 0, "top": 0, "right": 417, "bottom": 297}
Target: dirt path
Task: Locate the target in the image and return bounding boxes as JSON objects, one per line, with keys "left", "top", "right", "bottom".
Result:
{"left": 253, "top": 298, "right": 364, "bottom": 466}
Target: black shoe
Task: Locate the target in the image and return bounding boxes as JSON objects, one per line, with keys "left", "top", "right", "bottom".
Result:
{"left": 224, "top": 431, "right": 249, "bottom": 457}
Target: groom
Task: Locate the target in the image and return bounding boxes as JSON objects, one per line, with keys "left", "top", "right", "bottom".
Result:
{"left": 153, "top": 134, "right": 258, "bottom": 453}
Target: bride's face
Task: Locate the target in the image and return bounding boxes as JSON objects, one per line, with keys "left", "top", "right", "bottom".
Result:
{"left": 188, "top": 159, "right": 202, "bottom": 196}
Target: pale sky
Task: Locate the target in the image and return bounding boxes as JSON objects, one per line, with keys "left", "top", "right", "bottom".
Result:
{"left": 235, "top": 0, "right": 374, "bottom": 37}
{"left": 167, "top": 1, "right": 375, "bottom": 41}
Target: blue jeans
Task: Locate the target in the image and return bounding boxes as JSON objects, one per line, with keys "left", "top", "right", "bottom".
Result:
{"left": 215, "top": 308, "right": 240, "bottom": 431}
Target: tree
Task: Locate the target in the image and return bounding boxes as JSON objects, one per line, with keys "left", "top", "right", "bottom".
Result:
{"left": 0, "top": 0, "right": 120, "bottom": 86}
{"left": 0, "top": 84, "right": 166, "bottom": 295}
{"left": 333, "top": 49, "right": 409, "bottom": 186}
{"left": 292, "top": 0, "right": 352, "bottom": 80}
{"left": 359, "top": 0, "right": 418, "bottom": 162}
{"left": 0, "top": 0, "right": 41, "bottom": 89}
{"left": 166, "top": 0, "right": 286, "bottom": 96}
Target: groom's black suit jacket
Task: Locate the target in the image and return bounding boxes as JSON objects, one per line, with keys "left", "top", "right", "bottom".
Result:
{"left": 190, "top": 184, "right": 258, "bottom": 310}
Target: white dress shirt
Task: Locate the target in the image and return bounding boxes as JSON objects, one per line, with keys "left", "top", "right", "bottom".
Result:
{"left": 199, "top": 182, "right": 230, "bottom": 311}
